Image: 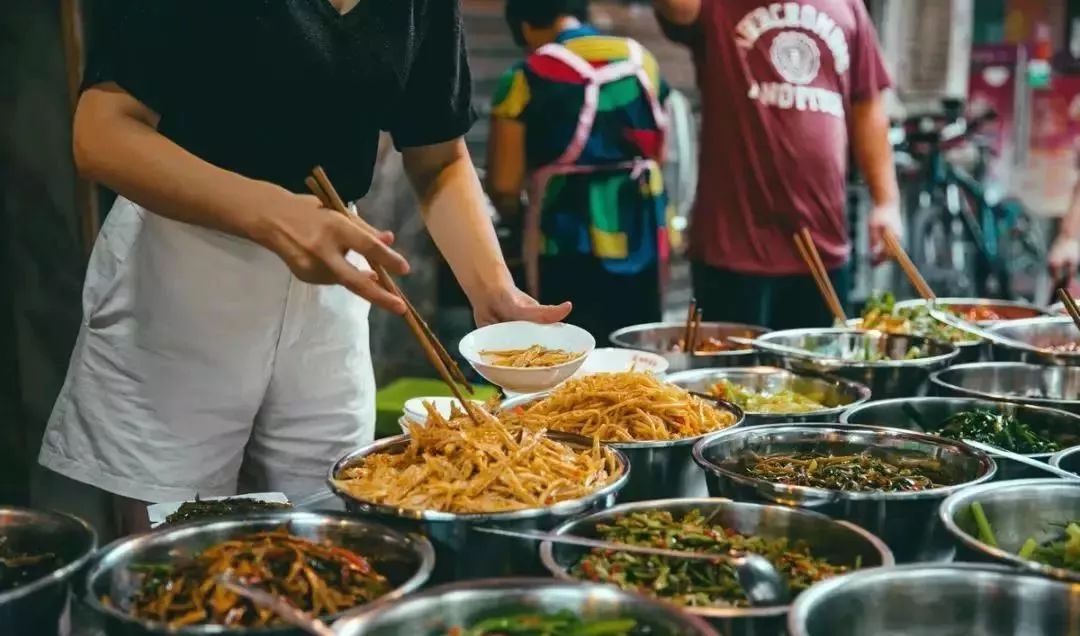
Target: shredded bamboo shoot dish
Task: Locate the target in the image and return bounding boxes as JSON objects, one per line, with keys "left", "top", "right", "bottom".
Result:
{"left": 333, "top": 405, "right": 621, "bottom": 514}
{"left": 110, "top": 529, "right": 389, "bottom": 628}
{"left": 506, "top": 372, "right": 737, "bottom": 442}
{"left": 480, "top": 345, "right": 583, "bottom": 368}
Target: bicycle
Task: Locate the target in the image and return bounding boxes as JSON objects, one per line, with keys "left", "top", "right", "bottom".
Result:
{"left": 893, "top": 99, "right": 1046, "bottom": 299}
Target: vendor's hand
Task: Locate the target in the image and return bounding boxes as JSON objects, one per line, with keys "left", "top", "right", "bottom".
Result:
{"left": 1049, "top": 235, "right": 1080, "bottom": 283}
{"left": 471, "top": 285, "right": 572, "bottom": 328}
{"left": 261, "top": 192, "right": 410, "bottom": 313}
{"left": 868, "top": 202, "right": 904, "bottom": 265}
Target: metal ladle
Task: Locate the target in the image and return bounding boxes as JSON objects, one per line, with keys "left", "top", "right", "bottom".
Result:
{"left": 475, "top": 526, "right": 791, "bottom": 607}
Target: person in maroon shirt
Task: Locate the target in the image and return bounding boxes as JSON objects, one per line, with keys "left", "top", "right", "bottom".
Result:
{"left": 653, "top": 0, "right": 901, "bottom": 328}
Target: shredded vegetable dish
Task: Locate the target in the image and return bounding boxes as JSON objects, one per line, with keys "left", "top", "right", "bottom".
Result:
{"left": 709, "top": 379, "right": 827, "bottom": 414}
{"left": 571, "top": 510, "right": 849, "bottom": 608}
{"left": 671, "top": 336, "right": 747, "bottom": 354}
{"left": 970, "top": 503, "right": 1080, "bottom": 572}
{"left": 333, "top": 404, "right": 621, "bottom": 514}
{"left": 930, "top": 410, "right": 1062, "bottom": 454}
{"left": 447, "top": 610, "right": 638, "bottom": 636}
{"left": 731, "top": 451, "right": 950, "bottom": 492}
{"left": 481, "top": 346, "right": 584, "bottom": 368}
{"left": 0, "top": 536, "right": 62, "bottom": 593}
{"left": 108, "top": 529, "right": 389, "bottom": 628}
{"left": 164, "top": 497, "right": 292, "bottom": 526}
{"left": 506, "top": 372, "right": 737, "bottom": 442}
{"left": 860, "top": 292, "right": 974, "bottom": 343}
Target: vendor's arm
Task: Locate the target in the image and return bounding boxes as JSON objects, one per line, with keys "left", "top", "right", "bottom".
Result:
{"left": 404, "top": 138, "right": 571, "bottom": 326}
{"left": 73, "top": 85, "right": 409, "bottom": 313}
{"left": 486, "top": 117, "right": 527, "bottom": 219}
{"left": 851, "top": 94, "right": 901, "bottom": 263}
{"left": 1049, "top": 181, "right": 1080, "bottom": 281}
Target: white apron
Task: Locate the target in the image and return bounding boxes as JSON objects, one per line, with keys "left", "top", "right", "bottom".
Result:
{"left": 38, "top": 197, "right": 376, "bottom": 503}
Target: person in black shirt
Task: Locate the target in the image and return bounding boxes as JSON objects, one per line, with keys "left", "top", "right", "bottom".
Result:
{"left": 36, "top": 0, "right": 570, "bottom": 539}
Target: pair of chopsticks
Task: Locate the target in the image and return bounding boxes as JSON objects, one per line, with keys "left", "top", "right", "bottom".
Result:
{"left": 882, "top": 229, "right": 936, "bottom": 301}
{"left": 305, "top": 167, "right": 480, "bottom": 425}
{"left": 793, "top": 228, "right": 847, "bottom": 322}
{"left": 1058, "top": 288, "right": 1080, "bottom": 333}
{"left": 683, "top": 298, "right": 703, "bottom": 355}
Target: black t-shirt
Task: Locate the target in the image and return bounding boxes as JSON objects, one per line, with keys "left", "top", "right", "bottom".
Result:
{"left": 84, "top": 0, "right": 476, "bottom": 201}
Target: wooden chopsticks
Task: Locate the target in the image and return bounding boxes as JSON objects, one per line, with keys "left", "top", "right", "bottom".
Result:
{"left": 683, "top": 299, "right": 701, "bottom": 355}
{"left": 1057, "top": 288, "right": 1080, "bottom": 333}
{"left": 305, "top": 167, "right": 479, "bottom": 424}
{"left": 882, "top": 229, "right": 936, "bottom": 301}
{"left": 793, "top": 228, "right": 847, "bottom": 322}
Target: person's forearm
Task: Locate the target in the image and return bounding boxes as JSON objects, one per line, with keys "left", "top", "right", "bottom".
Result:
{"left": 405, "top": 140, "right": 515, "bottom": 303}
{"left": 851, "top": 98, "right": 899, "bottom": 209}
{"left": 1059, "top": 182, "right": 1080, "bottom": 240}
{"left": 653, "top": 0, "right": 701, "bottom": 24}
{"left": 74, "top": 87, "right": 283, "bottom": 244}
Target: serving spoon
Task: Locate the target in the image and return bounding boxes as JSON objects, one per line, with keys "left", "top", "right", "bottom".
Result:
{"left": 216, "top": 575, "right": 337, "bottom": 636}
{"left": 475, "top": 526, "right": 791, "bottom": 607}
{"left": 961, "top": 439, "right": 1080, "bottom": 481}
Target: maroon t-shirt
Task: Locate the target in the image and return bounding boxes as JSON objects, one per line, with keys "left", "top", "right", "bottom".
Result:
{"left": 662, "top": 0, "right": 890, "bottom": 275}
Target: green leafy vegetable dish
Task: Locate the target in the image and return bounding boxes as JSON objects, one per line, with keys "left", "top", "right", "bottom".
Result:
{"left": 931, "top": 410, "right": 1062, "bottom": 454}
{"left": 859, "top": 292, "right": 976, "bottom": 344}
{"left": 448, "top": 610, "right": 639, "bottom": 636}
{"left": 970, "top": 502, "right": 1080, "bottom": 572}
{"left": 709, "top": 379, "right": 827, "bottom": 414}
{"left": 164, "top": 496, "right": 292, "bottom": 526}
{"left": 731, "top": 451, "right": 950, "bottom": 492}
{"left": 570, "top": 509, "right": 850, "bottom": 608}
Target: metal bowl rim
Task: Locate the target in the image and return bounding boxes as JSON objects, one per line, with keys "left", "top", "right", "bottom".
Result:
{"left": 499, "top": 390, "right": 746, "bottom": 450}
{"left": 840, "top": 395, "right": 1080, "bottom": 460}
{"left": 538, "top": 496, "right": 894, "bottom": 620}
{"left": 664, "top": 366, "right": 872, "bottom": 418}
{"left": 894, "top": 297, "right": 1050, "bottom": 318}
{"left": 328, "top": 433, "right": 631, "bottom": 522}
{"left": 938, "top": 477, "right": 1080, "bottom": 583}
{"left": 987, "top": 316, "right": 1080, "bottom": 358}
{"left": 786, "top": 562, "right": 1074, "bottom": 635}
{"left": 929, "top": 362, "right": 1080, "bottom": 407}
{"left": 692, "top": 423, "right": 998, "bottom": 502}
{"left": 333, "top": 576, "right": 721, "bottom": 634}
{"left": 608, "top": 321, "right": 769, "bottom": 357}
{"left": 82, "top": 510, "right": 436, "bottom": 634}
{"left": 756, "top": 328, "right": 961, "bottom": 368}
{"left": 0, "top": 507, "right": 98, "bottom": 605}
{"left": 1049, "top": 444, "right": 1080, "bottom": 470}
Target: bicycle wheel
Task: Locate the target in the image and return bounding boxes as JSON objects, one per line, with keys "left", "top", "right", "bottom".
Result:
{"left": 909, "top": 203, "right": 978, "bottom": 297}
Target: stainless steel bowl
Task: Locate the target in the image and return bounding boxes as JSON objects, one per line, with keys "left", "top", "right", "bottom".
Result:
{"left": 329, "top": 433, "right": 629, "bottom": 582}
{"left": 847, "top": 315, "right": 983, "bottom": 364}
{"left": 500, "top": 392, "right": 744, "bottom": 503}
{"left": 693, "top": 424, "right": 996, "bottom": 563}
{"left": 1051, "top": 445, "right": 1080, "bottom": 474}
{"left": 988, "top": 316, "right": 1080, "bottom": 366}
{"left": 894, "top": 297, "right": 1049, "bottom": 324}
{"left": 940, "top": 479, "right": 1080, "bottom": 583}
{"left": 0, "top": 507, "right": 96, "bottom": 636}
{"left": 788, "top": 563, "right": 1078, "bottom": 636}
{"left": 333, "top": 578, "right": 720, "bottom": 635}
{"left": 608, "top": 322, "right": 771, "bottom": 371}
{"left": 539, "top": 498, "right": 893, "bottom": 636}
{"left": 930, "top": 362, "right": 1080, "bottom": 415}
{"left": 666, "top": 367, "right": 871, "bottom": 426}
{"left": 754, "top": 329, "right": 959, "bottom": 399}
{"left": 85, "top": 511, "right": 433, "bottom": 635}
{"left": 841, "top": 396, "right": 1080, "bottom": 479}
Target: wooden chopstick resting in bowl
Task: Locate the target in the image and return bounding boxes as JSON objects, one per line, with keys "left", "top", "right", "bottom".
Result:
{"left": 882, "top": 229, "right": 936, "bottom": 301}
{"left": 793, "top": 228, "right": 847, "bottom": 322}
{"left": 1057, "top": 287, "right": 1080, "bottom": 333}
{"left": 305, "top": 167, "right": 480, "bottom": 425}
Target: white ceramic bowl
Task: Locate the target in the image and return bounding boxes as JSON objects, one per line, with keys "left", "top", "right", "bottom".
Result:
{"left": 571, "top": 347, "right": 669, "bottom": 379}
{"left": 402, "top": 396, "right": 485, "bottom": 426}
{"left": 459, "top": 322, "right": 595, "bottom": 393}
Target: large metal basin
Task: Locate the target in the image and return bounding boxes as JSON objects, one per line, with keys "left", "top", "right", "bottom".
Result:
{"left": 609, "top": 322, "right": 771, "bottom": 371}
{"left": 540, "top": 498, "right": 892, "bottom": 636}
{"left": 693, "top": 424, "right": 996, "bottom": 563}
{"left": 0, "top": 507, "right": 96, "bottom": 636}
{"left": 754, "top": 329, "right": 959, "bottom": 399}
{"left": 333, "top": 578, "right": 720, "bottom": 635}
{"left": 788, "top": 564, "right": 1079, "bottom": 636}
{"left": 329, "top": 433, "right": 629, "bottom": 582}
{"left": 894, "top": 297, "right": 1049, "bottom": 324}
{"left": 988, "top": 316, "right": 1080, "bottom": 366}
{"left": 666, "top": 367, "right": 871, "bottom": 426}
{"left": 930, "top": 362, "right": 1080, "bottom": 415}
{"left": 841, "top": 396, "right": 1080, "bottom": 479}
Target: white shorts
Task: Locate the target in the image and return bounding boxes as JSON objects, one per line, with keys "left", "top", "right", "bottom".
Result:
{"left": 38, "top": 198, "right": 375, "bottom": 503}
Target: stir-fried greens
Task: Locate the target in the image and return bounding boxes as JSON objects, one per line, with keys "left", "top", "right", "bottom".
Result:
{"left": 0, "top": 536, "right": 62, "bottom": 593}
{"left": 110, "top": 528, "right": 389, "bottom": 627}
{"left": 448, "top": 610, "right": 638, "bottom": 636}
{"left": 931, "top": 410, "right": 1062, "bottom": 454}
{"left": 733, "top": 451, "right": 949, "bottom": 492}
{"left": 709, "top": 379, "right": 827, "bottom": 414}
{"left": 570, "top": 510, "right": 849, "bottom": 608}
{"left": 860, "top": 292, "right": 974, "bottom": 344}
{"left": 164, "top": 497, "right": 292, "bottom": 526}
{"left": 970, "top": 503, "right": 1080, "bottom": 571}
